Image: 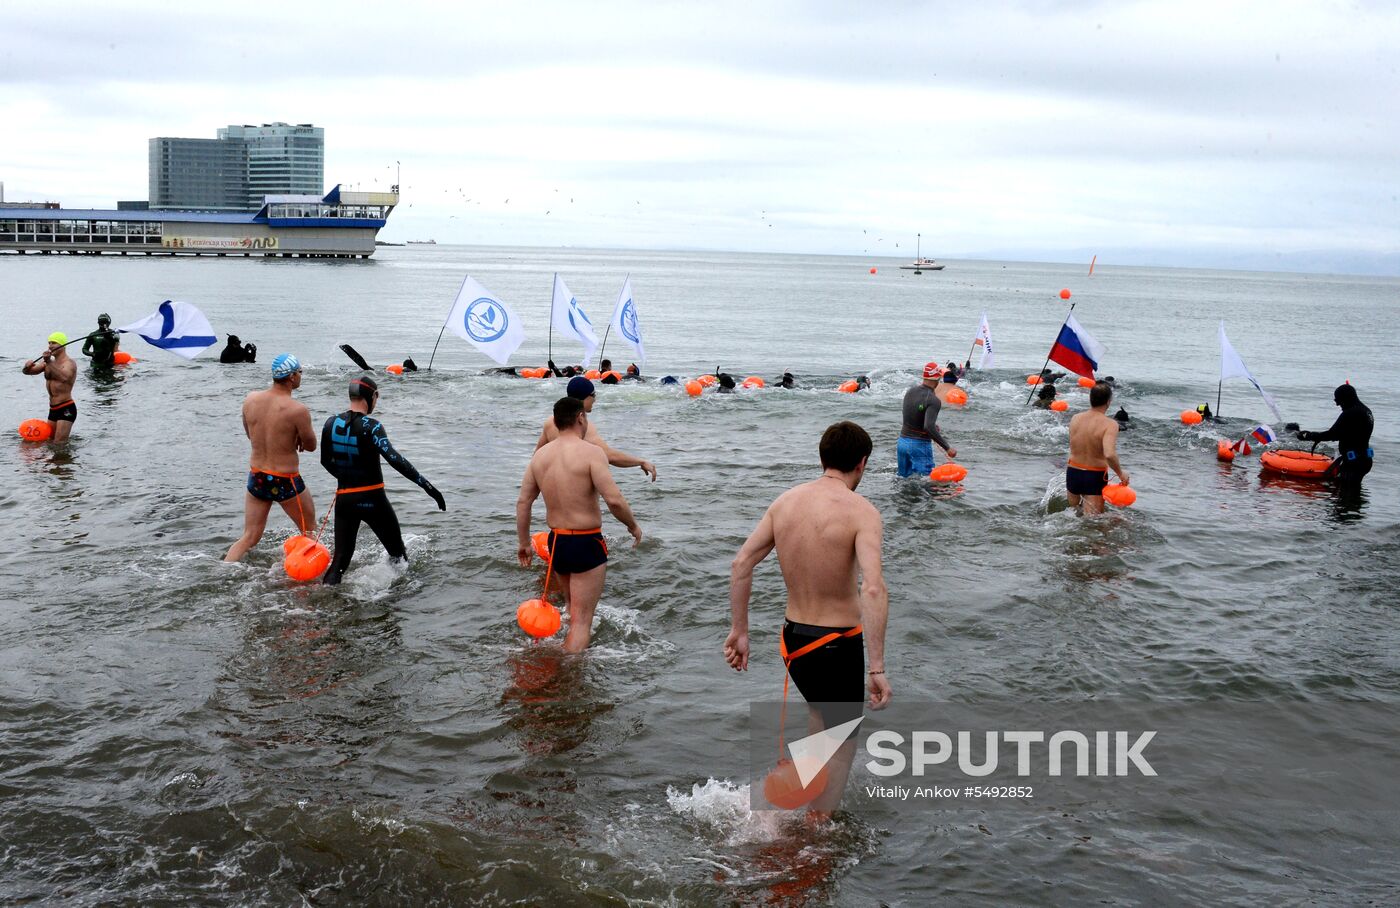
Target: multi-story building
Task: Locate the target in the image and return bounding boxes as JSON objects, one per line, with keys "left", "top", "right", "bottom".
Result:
{"left": 148, "top": 123, "right": 324, "bottom": 212}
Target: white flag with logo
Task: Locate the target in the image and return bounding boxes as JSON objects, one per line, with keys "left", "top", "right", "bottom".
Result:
{"left": 444, "top": 275, "right": 524, "bottom": 365}
{"left": 1219, "top": 321, "right": 1282, "bottom": 422}
{"left": 606, "top": 276, "right": 645, "bottom": 365}
{"left": 551, "top": 273, "right": 599, "bottom": 364}
{"left": 972, "top": 311, "right": 994, "bottom": 368}
{"left": 117, "top": 300, "right": 218, "bottom": 359}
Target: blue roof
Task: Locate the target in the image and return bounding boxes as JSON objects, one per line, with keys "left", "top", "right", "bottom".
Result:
{"left": 0, "top": 208, "right": 258, "bottom": 223}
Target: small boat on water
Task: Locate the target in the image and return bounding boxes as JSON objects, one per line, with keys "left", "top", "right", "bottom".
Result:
{"left": 899, "top": 233, "right": 944, "bottom": 272}
{"left": 407, "top": 239, "right": 437, "bottom": 245}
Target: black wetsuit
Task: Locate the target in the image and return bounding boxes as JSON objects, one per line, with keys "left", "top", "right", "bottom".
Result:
{"left": 1302, "top": 399, "right": 1374, "bottom": 487}
{"left": 83, "top": 328, "right": 120, "bottom": 368}
{"left": 320, "top": 410, "right": 443, "bottom": 584}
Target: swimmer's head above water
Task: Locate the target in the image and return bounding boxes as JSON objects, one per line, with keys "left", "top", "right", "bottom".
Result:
{"left": 349, "top": 374, "right": 379, "bottom": 413}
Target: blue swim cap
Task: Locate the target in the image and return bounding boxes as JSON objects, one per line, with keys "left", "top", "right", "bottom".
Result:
{"left": 566, "top": 376, "right": 595, "bottom": 399}
{"left": 271, "top": 353, "right": 301, "bottom": 379}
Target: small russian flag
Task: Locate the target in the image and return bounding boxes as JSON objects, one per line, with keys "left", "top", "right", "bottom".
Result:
{"left": 1250, "top": 424, "right": 1276, "bottom": 445}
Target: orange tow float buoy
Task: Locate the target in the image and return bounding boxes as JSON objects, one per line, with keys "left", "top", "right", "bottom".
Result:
{"left": 1260, "top": 449, "right": 1333, "bottom": 478}
{"left": 1180, "top": 410, "right": 1204, "bottom": 425}
{"left": 684, "top": 380, "right": 703, "bottom": 397}
{"left": 838, "top": 380, "right": 859, "bottom": 393}
{"left": 603, "top": 370, "right": 622, "bottom": 382}
{"left": 1060, "top": 288, "right": 1072, "bottom": 300}
{"left": 930, "top": 463, "right": 968, "bottom": 483}
{"left": 945, "top": 388, "right": 968, "bottom": 406}
{"left": 869, "top": 267, "right": 877, "bottom": 274}
{"left": 112, "top": 351, "right": 135, "bottom": 365}
{"left": 1217, "top": 440, "right": 1235, "bottom": 462}
{"left": 517, "top": 598, "right": 562, "bottom": 639}
{"left": 763, "top": 758, "right": 830, "bottom": 810}
{"left": 1050, "top": 400, "right": 1069, "bottom": 412}
{"left": 742, "top": 376, "right": 765, "bottom": 389}
{"left": 697, "top": 374, "right": 717, "bottom": 388}
{"left": 1026, "top": 374, "right": 1042, "bottom": 385}
{"left": 1077, "top": 376, "right": 1095, "bottom": 388}
{"left": 584, "top": 369, "right": 601, "bottom": 380}
{"left": 531, "top": 531, "right": 551, "bottom": 563}
{"left": 1102, "top": 483, "right": 1136, "bottom": 507}
{"left": 283, "top": 536, "right": 331, "bottom": 581}
{"left": 18, "top": 419, "right": 52, "bottom": 442}
{"left": 385, "top": 363, "right": 404, "bottom": 375}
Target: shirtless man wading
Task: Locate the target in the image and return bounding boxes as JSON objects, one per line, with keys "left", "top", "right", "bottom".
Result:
{"left": 21, "top": 332, "right": 79, "bottom": 443}
{"left": 1066, "top": 382, "right": 1130, "bottom": 515}
{"left": 224, "top": 354, "right": 318, "bottom": 561}
{"left": 534, "top": 376, "right": 657, "bottom": 481}
{"left": 725, "top": 420, "right": 891, "bottom": 819}
{"left": 518, "top": 396, "right": 643, "bottom": 653}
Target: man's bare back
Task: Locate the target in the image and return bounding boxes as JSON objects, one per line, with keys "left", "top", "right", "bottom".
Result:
{"left": 528, "top": 434, "right": 613, "bottom": 530}
{"left": 243, "top": 388, "right": 315, "bottom": 473}
{"left": 769, "top": 478, "right": 880, "bottom": 627}
{"left": 1068, "top": 409, "right": 1120, "bottom": 470}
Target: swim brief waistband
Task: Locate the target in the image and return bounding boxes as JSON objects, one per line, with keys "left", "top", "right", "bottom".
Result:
{"left": 247, "top": 470, "right": 306, "bottom": 503}
{"left": 47, "top": 400, "right": 77, "bottom": 423}
{"left": 547, "top": 529, "right": 607, "bottom": 574}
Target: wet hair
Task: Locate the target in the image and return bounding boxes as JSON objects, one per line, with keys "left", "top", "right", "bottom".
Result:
{"left": 1113, "top": 407, "right": 1130, "bottom": 424}
{"left": 819, "top": 420, "right": 872, "bottom": 472}
{"left": 1334, "top": 383, "right": 1359, "bottom": 407}
{"left": 553, "top": 396, "right": 586, "bottom": 430}
{"left": 599, "top": 358, "right": 612, "bottom": 372}
{"left": 1038, "top": 384, "right": 1056, "bottom": 400}
{"left": 946, "top": 361, "right": 958, "bottom": 374}
{"left": 717, "top": 372, "right": 736, "bottom": 390}
{"left": 1090, "top": 382, "right": 1113, "bottom": 408}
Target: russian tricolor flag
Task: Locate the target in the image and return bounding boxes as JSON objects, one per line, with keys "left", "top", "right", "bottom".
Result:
{"left": 1048, "top": 314, "right": 1107, "bottom": 379}
{"left": 1250, "top": 424, "right": 1276, "bottom": 445}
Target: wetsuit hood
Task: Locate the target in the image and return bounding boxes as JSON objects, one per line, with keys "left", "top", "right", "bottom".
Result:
{"left": 350, "top": 374, "right": 379, "bottom": 413}
{"left": 1334, "top": 383, "right": 1359, "bottom": 407}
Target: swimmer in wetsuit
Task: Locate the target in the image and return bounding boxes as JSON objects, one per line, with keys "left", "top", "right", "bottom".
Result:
{"left": 897, "top": 362, "right": 956, "bottom": 477}
{"left": 1297, "top": 383, "right": 1374, "bottom": 490}
{"left": 82, "top": 314, "right": 120, "bottom": 368}
{"left": 320, "top": 376, "right": 446, "bottom": 585}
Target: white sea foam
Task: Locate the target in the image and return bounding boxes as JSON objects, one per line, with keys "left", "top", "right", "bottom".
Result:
{"left": 666, "top": 778, "right": 787, "bottom": 845}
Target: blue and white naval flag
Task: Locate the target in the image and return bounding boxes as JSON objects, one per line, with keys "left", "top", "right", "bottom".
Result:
{"left": 445, "top": 275, "right": 525, "bottom": 365}
{"left": 607, "top": 276, "right": 645, "bottom": 365}
{"left": 550, "top": 274, "right": 599, "bottom": 365}
{"left": 117, "top": 300, "right": 217, "bottom": 359}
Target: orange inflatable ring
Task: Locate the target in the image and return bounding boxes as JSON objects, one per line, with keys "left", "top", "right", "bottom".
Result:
{"left": 112, "top": 351, "right": 136, "bottom": 365}
{"left": 1260, "top": 449, "right": 1333, "bottom": 478}
{"left": 385, "top": 363, "right": 404, "bottom": 375}
{"left": 1049, "top": 399, "right": 1069, "bottom": 412}
{"left": 742, "top": 376, "right": 765, "bottom": 389}
{"left": 684, "top": 380, "right": 703, "bottom": 397}
{"left": 1077, "top": 376, "right": 1095, "bottom": 388}
{"left": 1026, "top": 375, "right": 1042, "bottom": 385}
{"left": 1102, "top": 483, "right": 1137, "bottom": 507}
{"left": 929, "top": 463, "right": 968, "bottom": 483}
{"left": 18, "top": 418, "right": 52, "bottom": 442}
{"left": 838, "top": 380, "right": 859, "bottom": 393}
{"left": 1217, "top": 440, "right": 1235, "bottom": 462}
{"left": 945, "top": 388, "right": 968, "bottom": 406}
{"left": 1180, "top": 410, "right": 1204, "bottom": 425}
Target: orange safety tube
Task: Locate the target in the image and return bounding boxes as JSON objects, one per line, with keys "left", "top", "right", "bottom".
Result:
{"left": 1260, "top": 449, "right": 1333, "bottom": 477}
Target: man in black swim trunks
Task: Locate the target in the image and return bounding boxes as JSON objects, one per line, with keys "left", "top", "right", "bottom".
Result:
{"left": 22, "top": 331, "right": 79, "bottom": 443}
{"left": 726, "top": 421, "right": 891, "bottom": 819}
{"left": 1066, "top": 382, "right": 1129, "bottom": 515}
{"left": 517, "top": 396, "right": 643, "bottom": 653}
{"left": 320, "top": 376, "right": 446, "bottom": 585}
{"left": 1297, "top": 382, "right": 1374, "bottom": 491}
{"left": 82, "top": 314, "right": 121, "bottom": 368}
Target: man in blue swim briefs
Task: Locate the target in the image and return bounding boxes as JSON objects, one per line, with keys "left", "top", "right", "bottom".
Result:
{"left": 518, "top": 396, "right": 643, "bottom": 653}
{"left": 897, "top": 362, "right": 956, "bottom": 477}
{"left": 726, "top": 421, "right": 892, "bottom": 820}
{"left": 224, "top": 354, "right": 319, "bottom": 561}
{"left": 1066, "top": 382, "right": 1130, "bottom": 515}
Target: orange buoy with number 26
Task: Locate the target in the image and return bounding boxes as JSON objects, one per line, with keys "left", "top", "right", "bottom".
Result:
{"left": 18, "top": 419, "right": 52, "bottom": 442}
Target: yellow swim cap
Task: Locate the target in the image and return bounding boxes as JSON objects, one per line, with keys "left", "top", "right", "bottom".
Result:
{"left": 48, "top": 331, "right": 68, "bottom": 345}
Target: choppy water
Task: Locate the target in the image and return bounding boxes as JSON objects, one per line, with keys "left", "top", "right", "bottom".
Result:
{"left": 2, "top": 247, "right": 1397, "bottom": 905}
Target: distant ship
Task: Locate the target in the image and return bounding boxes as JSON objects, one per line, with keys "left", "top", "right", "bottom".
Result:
{"left": 899, "top": 257, "right": 945, "bottom": 272}
{"left": 406, "top": 239, "right": 437, "bottom": 245}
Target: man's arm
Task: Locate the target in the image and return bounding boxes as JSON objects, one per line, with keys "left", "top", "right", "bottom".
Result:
{"left": 533, "top": 419, "right": 551, "bottom": 453}
{"left": 296, "top": 404, "right": 316, "bottom": 452}
{"left": 371, "top": 422, "right": 444, "bottom": 509}
{"left": 515, "top": 460, "right": 541, "bottom": 566}
{"left": 82, "top": 334, "right": 95, "bottom": 357}
{"left": 725, "top": 505, "right": 777, "bottom": 672}
{"left": 1302, "top": 411, "right": 1348, "bottom": 443}
{"left": 854, "top": 504, "right": 891, "bottom": 708}
{"left": 922, "top": 397, "right": 955, "bottom": 457}
{"left": 1101, "top": 422, "right": 1128, "bottom": 485}
{"left": 589, "top": 425, "right": 657, "bottom": 481}
{"left": 590, "top": 451, "right": 642, "bottom": 543}
{"left": 319, "top": 418, "right": 334, "bottom": 475}
{"left": 21, "top": 355, "right": 47, "bottom": 376}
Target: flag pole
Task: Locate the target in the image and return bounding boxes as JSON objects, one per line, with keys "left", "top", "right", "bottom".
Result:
{"left": 597, "top": 272, "right": 625, "bottom": 366}
{"left": 1025, "top": 303, "right": 1074, "bottom": 406}
{"left": 547, "top": 273, "right": 555, "bottom": 365}
{"left": 1216, "top": 379, "right": 1223, "bottom": 421}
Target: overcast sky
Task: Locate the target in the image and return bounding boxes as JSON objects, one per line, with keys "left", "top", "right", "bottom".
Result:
{"left": 3, "top": 1, "right": 1397, "bottom": 273}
